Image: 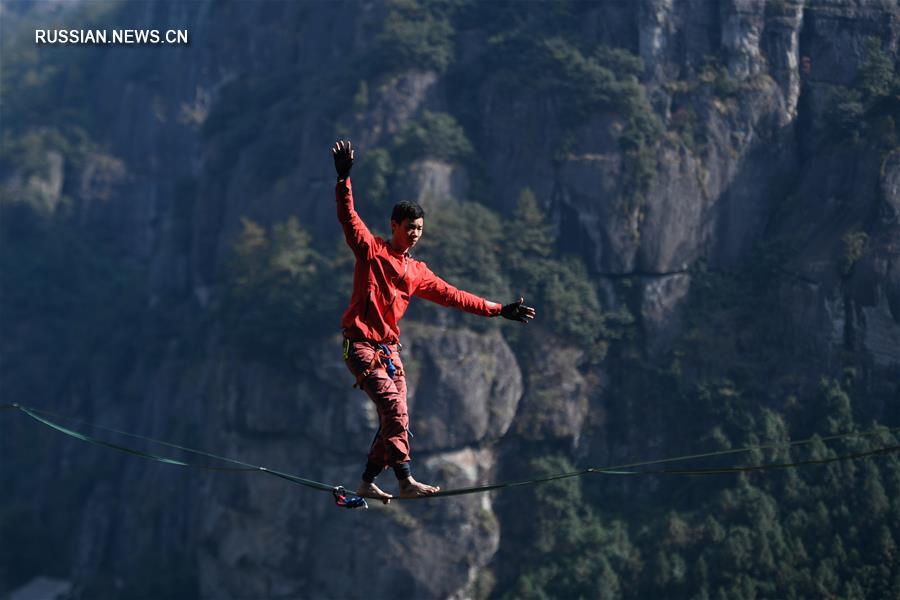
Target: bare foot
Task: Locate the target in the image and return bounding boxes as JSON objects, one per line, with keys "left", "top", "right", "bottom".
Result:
{"left": 399, "top": 476, "right": 440, "bottom": 498}
{"left": 356, "top": 481, "right": 393, "bottom": 504}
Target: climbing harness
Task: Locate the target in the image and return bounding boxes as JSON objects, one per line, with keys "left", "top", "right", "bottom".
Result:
{"left": 348, "top": 341, "right": 405, "bottom": 389}
{"left": 3, "top": 402, "right": 899, "bottom": 508}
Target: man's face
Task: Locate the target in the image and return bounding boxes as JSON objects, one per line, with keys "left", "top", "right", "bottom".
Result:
{"left": 391, "top": 217, "right": 424, "bottom": 252}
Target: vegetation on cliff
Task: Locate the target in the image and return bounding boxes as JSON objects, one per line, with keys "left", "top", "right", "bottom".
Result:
{"left": 825, "top": 37, "right": 899, "bottom": 150}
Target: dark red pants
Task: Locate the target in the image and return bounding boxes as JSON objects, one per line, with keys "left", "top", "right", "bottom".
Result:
{"left": 344, "top": 341, "right": 410, "bottom": 470}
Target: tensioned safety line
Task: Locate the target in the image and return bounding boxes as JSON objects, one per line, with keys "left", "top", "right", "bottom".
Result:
{"left": 426, "top": 443, "right": 900, "bottom": 498}
{"left": 1, "top": 403, "right": 335, "bottom": 492}
{"left": 4, "top": 403, "right": 899, "bottom": 503}
{"left": 426, "top": 423, "right": 900, "bottom": 498}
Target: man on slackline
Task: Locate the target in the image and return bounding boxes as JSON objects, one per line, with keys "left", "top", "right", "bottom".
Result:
{"left": 331, "top": 139, "right": 536, "bottom": 502}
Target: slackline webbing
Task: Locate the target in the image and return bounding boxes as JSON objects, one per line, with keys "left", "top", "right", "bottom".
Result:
{"left": 1, "top": 403, "right": 335, "bottom": 492}
{"left": 3, "top": 402, "right": 899, "bottom": 502}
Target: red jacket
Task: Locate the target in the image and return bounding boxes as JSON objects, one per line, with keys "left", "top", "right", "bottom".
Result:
{"left": 336, "top": 178, "right": 501, "bottom": 343}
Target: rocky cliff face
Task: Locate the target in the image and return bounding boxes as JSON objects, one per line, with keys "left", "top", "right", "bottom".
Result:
{"left": 3, "top": 0, "right": 899, "bottom": 598}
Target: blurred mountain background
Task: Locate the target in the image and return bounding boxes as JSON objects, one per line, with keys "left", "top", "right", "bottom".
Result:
{"left": 1, "top": 0, "right": 899, "bottom": 598}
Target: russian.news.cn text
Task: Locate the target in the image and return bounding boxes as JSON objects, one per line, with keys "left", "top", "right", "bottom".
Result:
{"left": 35, "top": 29, "right": 190, "bottom": 45}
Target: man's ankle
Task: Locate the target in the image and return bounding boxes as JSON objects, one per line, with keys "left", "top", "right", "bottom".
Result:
{"left": 362, "top": 461, "right": 384, "bottom": 483}
{"left": 393, "top": 462, "right": 411, "bottom": 480}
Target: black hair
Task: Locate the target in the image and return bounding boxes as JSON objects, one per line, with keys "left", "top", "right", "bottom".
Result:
{"left": 391, "top": 201, "right": 425, "bottom": 223}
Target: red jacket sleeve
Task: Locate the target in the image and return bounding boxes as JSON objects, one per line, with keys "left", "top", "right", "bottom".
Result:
{"left": 336, "top": 177, "right": 374, "bottom": 259}
{"left": 414, "top": 264, "right": 502, "bottom": 317}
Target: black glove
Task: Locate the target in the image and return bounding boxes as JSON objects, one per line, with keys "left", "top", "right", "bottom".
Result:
{"left": 500, "top": 297, "right": 535, "bottom": 323}
{"left": 332, "top": 139, "right": 354, "bottom": 180}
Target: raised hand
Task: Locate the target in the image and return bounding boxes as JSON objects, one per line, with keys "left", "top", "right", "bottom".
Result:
{"left": 500, "top": 297, "right": 536, "bottom": 324}
{"left": 332, "top": 139, "right": 354, "bottom": 180}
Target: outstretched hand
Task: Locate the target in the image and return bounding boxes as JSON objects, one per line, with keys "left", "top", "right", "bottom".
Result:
{"left": 500, "top": 297, "right": 536, "bottom": 324}
{"left": 332, "top": 139, "right": 354, "bottom": 180}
